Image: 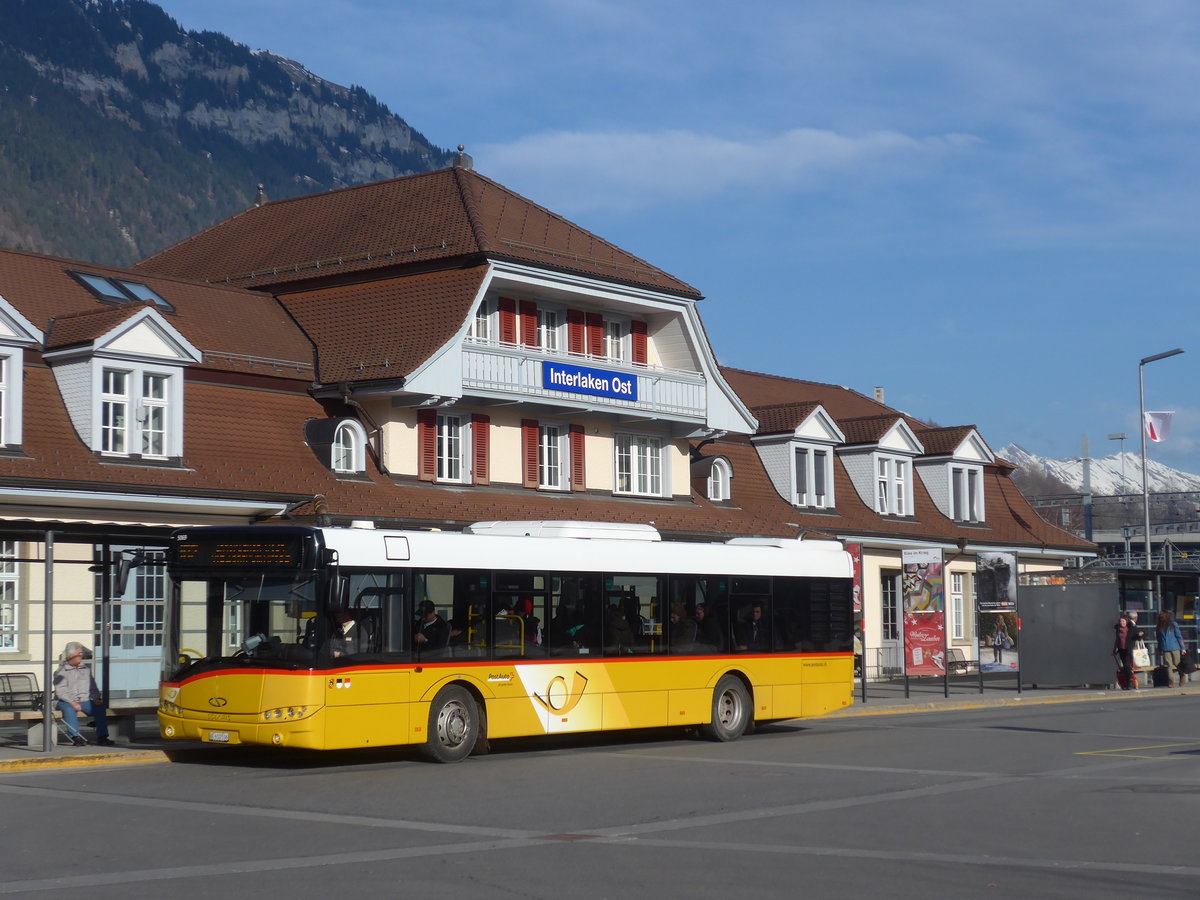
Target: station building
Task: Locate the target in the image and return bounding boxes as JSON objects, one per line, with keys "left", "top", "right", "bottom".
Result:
{"left": 0, "top": 155, "right": 1092, "bottom": 702}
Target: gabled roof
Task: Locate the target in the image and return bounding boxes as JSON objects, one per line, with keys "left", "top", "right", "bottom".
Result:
{"left": 721, "top": 367, "right": 893, "bottom": 420}
{"left": 136, "top": 167, "right": 701, "bottom": 298}
{"left": 751, "top": 402, "right": 821, "bottom": 435}
{"left": 0, "top": 248, "right": 314, "bottom": 379}
{"left": 838, "top": 414, "right": 912, "bottom": 446}
{"left": 45, "top": 304, "right": 143, "bottom": 351}
{"left": 915, "top": 424, "right": 993, "bottom": 460}
{"left": 278, "top": 266, "right": 488, "bottom": 384}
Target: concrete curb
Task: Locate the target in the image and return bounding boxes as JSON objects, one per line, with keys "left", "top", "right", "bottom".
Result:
{"left": 0, "top": 749, "right": 168, "bottom": 772}
{"left": 830, "top": 685, "right": 1198, "bottom": 719}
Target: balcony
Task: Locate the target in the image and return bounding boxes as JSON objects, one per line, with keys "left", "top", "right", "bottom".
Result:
{"left": 462, "top": 340, "right": 706, "bottom": 421}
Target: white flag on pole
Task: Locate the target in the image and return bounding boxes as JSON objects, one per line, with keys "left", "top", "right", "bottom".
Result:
{"left": 1144, "top": 411, "right": 1175, "bottom": 443}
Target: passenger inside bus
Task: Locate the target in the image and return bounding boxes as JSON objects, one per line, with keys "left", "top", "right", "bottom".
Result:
{"left": 413, "top": 600, "right": 449, "bottom": 652}
{"left": 735, "top": 601, "right": 770, "bottom": 652}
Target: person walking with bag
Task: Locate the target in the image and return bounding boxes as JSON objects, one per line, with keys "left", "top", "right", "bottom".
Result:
{"left": 1113, "top": 610, "right": 1144, "bottom": 691}
{"left": 1156, "top": 610, "right": 1186, "bottom": 688}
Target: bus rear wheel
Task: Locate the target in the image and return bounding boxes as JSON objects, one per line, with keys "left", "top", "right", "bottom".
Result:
{"left": 701, "top": 675, "right": 751, "bottom": 742}
{"left": 422, "top": 685, "right": 479, "bottom": 763}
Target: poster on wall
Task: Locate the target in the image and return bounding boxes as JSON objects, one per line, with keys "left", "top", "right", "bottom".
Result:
{"left": 977, "top": 551, "right": 1019, "bottom": 672}
{"left": 902, "top": 548, "right": 945, "bottom": 676}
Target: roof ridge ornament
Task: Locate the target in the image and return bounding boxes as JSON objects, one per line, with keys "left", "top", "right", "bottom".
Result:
{"left": 452, "top": 144, "right": 473, "bottom": 170}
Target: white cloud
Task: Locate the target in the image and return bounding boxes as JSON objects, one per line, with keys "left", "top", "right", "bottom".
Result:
{"left": 478, "top": 127, "right": 978, "bottom": 212}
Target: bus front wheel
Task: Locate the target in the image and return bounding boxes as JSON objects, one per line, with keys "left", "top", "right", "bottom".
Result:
{"left": 701, "top": 675, "right": 751, "bottom": 742}
{"left": 421, "top": 685, "right": 479, "bottom": 763}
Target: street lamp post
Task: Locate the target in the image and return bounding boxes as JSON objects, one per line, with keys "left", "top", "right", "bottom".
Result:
{"left": 1139, "top": 348, "right": 1184, "bottom": 568}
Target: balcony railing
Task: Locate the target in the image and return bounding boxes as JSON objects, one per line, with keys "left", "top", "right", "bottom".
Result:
{"left": 462, "top": 340, "right": 706, "bottom": 421}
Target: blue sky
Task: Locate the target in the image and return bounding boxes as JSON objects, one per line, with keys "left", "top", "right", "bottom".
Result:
{"left": 154, "top": 0, "right": 1200, "bottom": 472}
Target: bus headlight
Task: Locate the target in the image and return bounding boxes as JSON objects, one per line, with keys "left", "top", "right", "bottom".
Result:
{"left": 262, "top": 706, "right": 310, "bottom": 721}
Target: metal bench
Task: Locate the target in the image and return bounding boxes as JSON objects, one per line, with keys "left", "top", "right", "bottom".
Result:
{"left": 0, "top": 672, "right": 63, "bottom": 747}
{"left": 946, "top": 648, "right": 977, "bottom": 674}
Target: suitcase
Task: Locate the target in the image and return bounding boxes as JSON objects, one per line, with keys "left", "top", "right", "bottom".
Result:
{"left": 1152, "top": 665, "right": 1171, "bottom": 688}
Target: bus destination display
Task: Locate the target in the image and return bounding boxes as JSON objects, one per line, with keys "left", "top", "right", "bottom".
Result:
{"left": 171, "top": 538, "right": 306, "bottom": 569}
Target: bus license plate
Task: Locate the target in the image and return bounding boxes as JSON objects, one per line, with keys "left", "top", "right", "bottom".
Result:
{"left": 208, "top": 731, "right": 230, "bottom": 743}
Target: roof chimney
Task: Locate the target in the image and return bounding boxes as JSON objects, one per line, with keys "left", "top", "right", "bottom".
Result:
{"left": 254, "top": 183, "right": 266, "bottom": 207}
{"left": 452, "top": 144, "right": 473, "bottom": 170}
{"left": 873, "top": 386, "right": 885, "bottom": 403}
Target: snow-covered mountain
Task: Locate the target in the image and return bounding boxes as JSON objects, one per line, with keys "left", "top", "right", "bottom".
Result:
{"left": 998, "top": 444, "right": 1200, "bottom": 495}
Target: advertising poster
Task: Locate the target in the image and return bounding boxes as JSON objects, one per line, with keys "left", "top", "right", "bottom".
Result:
{"left": 847, "top": 543, "right": 863, "bottom": 614}
{"left": 902, "top": 548, "right": 945, "bottom": 676}
{"left": 977, "top": 551, "right": 1019, "bottom": 672}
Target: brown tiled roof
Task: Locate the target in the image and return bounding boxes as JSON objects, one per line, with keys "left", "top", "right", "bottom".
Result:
{"left": 137, "top": 168, "right": 701, "bottom": 298}
{"left": 45, "top": 305, "right": 143, "bottom": 350}
{"left": 696, "top": 435, "right": 1093, "bottom": 551}
{"left": 721, "top": 367, "right": 892, "bottom": 419}
{"left": 278, "top": 267, "right": 487, "bottom": 384}
{"left": 0, "top": 249, "right": 314, "bottom": 378}
{"left": 750, "top": 402, "right": 821, "bottom": 436}
{"left": 838, "top": 414, "right": 906, "bottom": 446}
{"left": 913, "top": 424, "right": 983, "bottom": 457}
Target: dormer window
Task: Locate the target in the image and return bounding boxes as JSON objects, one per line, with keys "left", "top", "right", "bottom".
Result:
{"left": 45, "top": 306, "right": 199, "bottom": 463}
{"left": 795, "top": 446, "right": 832, "bottom": 509}
{"left": 707, "top": 457, "right": 732, "bottom": 502}
{"left": 332, "top": 420, "right": 367, "bottom": 474}
{"left": 951, "top": 465, "right": 984, "bottom": 522}
{"left": 99, "top": 367, "right": 176, "bottom": 458}
{"left": 876, "top": 455, "right": 911, "bottom": 516}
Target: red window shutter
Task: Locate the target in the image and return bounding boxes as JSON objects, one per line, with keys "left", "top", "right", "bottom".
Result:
{"left": 521, "top": 419, "right": 539, "bottom": 488}
{"left": 498, "top": 297, "right": 517, "bottom": 344}
{"left": 417, "top": 409, "right": 437, "bottom": 482}
{"left": 631, "top": 319, "right": 647, "bottom": 365}
{"left": 519, "top": 301, "right": 538, "bottom": 347}
{"left": 472, "top": 414, "right": 490, "bottom": 485}
{"left": 567, "top": 309, "right": 585, "bottom": 356}
{"left": 585, "top": 312, "right": 604, "bottom": 357}
{"left": 569, "top": 424, "right": 586, "bottom": 492}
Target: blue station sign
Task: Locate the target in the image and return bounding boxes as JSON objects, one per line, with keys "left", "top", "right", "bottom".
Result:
{"left": 542, "top": 361, "right": 638, "bottom": 402}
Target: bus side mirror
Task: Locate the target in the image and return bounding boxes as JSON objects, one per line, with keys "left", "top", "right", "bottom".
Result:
{"left": 116, "top": 550, "right": 147, "bottom": 595}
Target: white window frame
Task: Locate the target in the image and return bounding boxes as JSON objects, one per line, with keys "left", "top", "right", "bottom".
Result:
{"left": 537, "top": 306, "right": 561, "bottom": 353}
{"left": 0, "top": 351, "right": 26, "bottom": 448}
{"left": 794, "top": 444, "right": 833, "bottom": 509}
{"left": 615, "top": 432, "right": 663, "bottom": 497}
{"left": 538, "top": 423, "right": 567, "bottom": 490}
{"left": 332, "top": 419, "right": 368, "bottom": 474}
{"left": 950, "top": 465, "right": 985, "bottom": 523}
{"left": 468, "top": 299, "right": 496, "bottom": 342}
{"left": 707, "top": 458, "right": 732, "bottom": 502}
{"left": 603, "top": 316, "right": 628, "bottom": 362}
{"left": 436, "top": 414, "right": 465, "bottom": 483}
{"left": 141, "top": 372, "right": 168, "bottom": 457}
{"left": 876, "top": 454, "right": 911, "bottom": 516}
{"left": 950, "top": 572, "right": 965, "bottom": 640}
{"left": 101, "top": 368, "right": 130, "bottom": 454}
{"left": 0, "top": 541, "right": 18, "bottom": 652}
{"left": 97, "top": 363, "right": 180, "bottom": 459}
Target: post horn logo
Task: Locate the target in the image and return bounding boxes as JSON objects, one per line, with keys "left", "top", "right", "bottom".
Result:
{"left": 208, "top": 696, "right": 228, "bottom": 708}
{"left": 532, "top": 671, "right": 589, "bottom": 715}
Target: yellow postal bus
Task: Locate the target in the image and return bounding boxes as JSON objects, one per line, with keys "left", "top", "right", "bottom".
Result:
{"left": 157, "top": 521, "right": 854, "bottom": 762}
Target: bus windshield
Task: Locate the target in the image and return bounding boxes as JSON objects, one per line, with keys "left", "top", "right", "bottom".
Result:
{"left": 165, "top": 572, "right": 323, "bottom": 677}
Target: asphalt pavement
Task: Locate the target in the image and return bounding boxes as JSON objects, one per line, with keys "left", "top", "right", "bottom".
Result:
{"left": 2, "top": 677, "right": 1191, "bottom": 771}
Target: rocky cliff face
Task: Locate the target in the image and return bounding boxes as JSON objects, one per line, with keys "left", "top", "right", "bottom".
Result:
{"left": 0, "top": 0, "right": 451, "bottom": 264}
